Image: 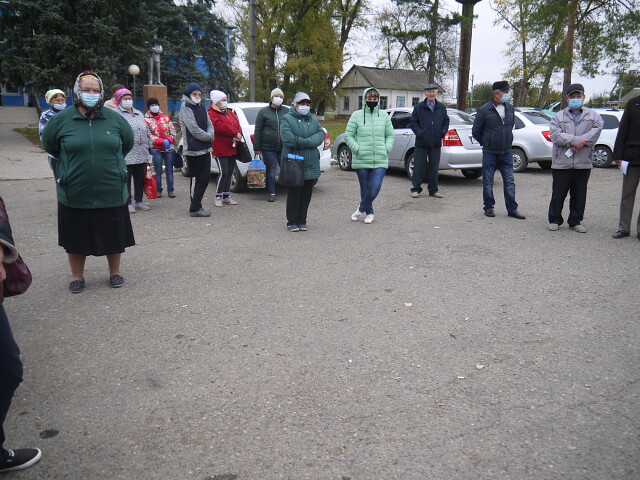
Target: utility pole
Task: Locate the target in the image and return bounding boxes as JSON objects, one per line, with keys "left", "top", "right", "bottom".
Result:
{"left": 470, "top": 74, "right": 474, "bottom": 111}
{"left": 456, "top": 0, "right": 482, "bottom": 112}
{"left": 248, "top": 0, "right": 256, "bottom": 101}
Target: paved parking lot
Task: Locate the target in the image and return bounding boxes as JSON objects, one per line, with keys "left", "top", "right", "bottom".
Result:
{"left": 1, "top": 162, "right": 639, "bottom": 479}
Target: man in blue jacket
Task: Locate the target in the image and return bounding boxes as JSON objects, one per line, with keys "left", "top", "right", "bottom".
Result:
{"left": 409, "top": 84, "right": 449, "bottom": 198}
{"left": 472, "top": 81, "right": 525, "bottom": 219}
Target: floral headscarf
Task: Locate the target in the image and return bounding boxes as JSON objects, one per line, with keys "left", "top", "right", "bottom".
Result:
{"left": 113, "top": 88, "right": 132, "bottom": 106}
{"left": 72, "top": 71, "right": 104, "bottom": 110}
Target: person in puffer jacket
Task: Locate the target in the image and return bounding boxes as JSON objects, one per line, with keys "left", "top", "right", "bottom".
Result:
{"left": 345, "top": 87, "right": 394, "bottom": 224}
{"left": 145, "top": 98, "right": 177, "bottom": 198}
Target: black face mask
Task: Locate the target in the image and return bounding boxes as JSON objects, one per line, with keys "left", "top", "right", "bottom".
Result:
{"left": 366, "top": 100, "right": 378, "bottom": 111}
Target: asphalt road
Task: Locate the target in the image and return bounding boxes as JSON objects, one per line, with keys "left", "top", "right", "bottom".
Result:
{"left": 1, "top": 164, "right": 638, "bottom": 479}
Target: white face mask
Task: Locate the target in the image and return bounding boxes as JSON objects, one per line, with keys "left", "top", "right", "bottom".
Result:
{"left": 297, "top": 105, "right": 310, "bottom": 115}
{"left": 121, "top": 99, "right": 133, "bottom": 110}
{"left": 190, "top": 95, "right": 201, "bottom": 104}
{"left": 220, "top": 101, "right": 228, "bottom": 110}
{"left": 53, "top": 103, "right": 66, "bottom": 111}
{"left": 272, "top": 97, "right": 283, "bottom": 106}
{"left": 149, "top": 105, "right": 160, "bottom": 113}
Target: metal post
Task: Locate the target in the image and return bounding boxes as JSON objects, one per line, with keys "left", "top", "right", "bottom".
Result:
{"left": 248, "top": 0, "right": 256, "bottom": 101}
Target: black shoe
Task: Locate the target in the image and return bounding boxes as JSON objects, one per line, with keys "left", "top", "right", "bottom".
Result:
{"left": 612, "top": 231, "right": 630, "bottom": 239}
{"left": 109, "top": 275, "right": 124, "bottom": 288}
{"left": 69, "top": 279, "right": 85, "bottom": 294}
{"left": 0, "top": 448, "right": 42, "bottom": 472}
{"left": 484, "top": 208, "right": 495, "bottom": 217}
{"left": 268, "top": 194, "right": 275, "bottom": 202}
{"left": 508, "top": 210, "right": 526, "bottom": 219}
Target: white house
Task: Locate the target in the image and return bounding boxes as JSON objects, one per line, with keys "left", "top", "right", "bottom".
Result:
{"left": 334, "top": 65, "right": 445, "bottom": 116}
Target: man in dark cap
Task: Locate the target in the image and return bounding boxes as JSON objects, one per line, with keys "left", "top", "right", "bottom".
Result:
{"left": 472, "top": 80, "right": 525, "bottom": 219}
{"left": 408, "top": 84, "right": 449, "bottom": 198}
{"left": 548, "top": 83, "right": 603, "bottom": 233}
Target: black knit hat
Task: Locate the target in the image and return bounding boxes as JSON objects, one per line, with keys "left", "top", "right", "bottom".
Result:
{"left": 492, "top": 80, "right": 510, "bottom": 91}
{"left": 184, "top": 83, "right": 203, "bottom": 96}
{"left": 147, "top": 97, "right": 159, "bottom": 108}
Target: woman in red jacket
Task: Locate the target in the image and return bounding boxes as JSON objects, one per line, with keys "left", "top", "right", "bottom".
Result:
{"left": 145, "top": 98, "right": 177, "bottom": 198}
{"left": 208, "top": 90, "right": 242, "bottom": 207}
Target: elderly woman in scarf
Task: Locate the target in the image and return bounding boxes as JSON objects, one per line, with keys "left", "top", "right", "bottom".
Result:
{"left": 114, "top": 88, "right": 152, "bottom": 213}
{"left": 42, "top": 71, "right": 135, "bottom": 293}
{"left": 39, "top": 89, "right": 67, "bottom": 172}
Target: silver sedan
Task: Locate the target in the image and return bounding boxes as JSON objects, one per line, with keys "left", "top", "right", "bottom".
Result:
{"left": 511, "top": 110, "right": 553, "bottom": 172}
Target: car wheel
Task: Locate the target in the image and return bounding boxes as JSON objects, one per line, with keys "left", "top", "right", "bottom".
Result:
{"left": 405, "top": 152, "right": 414, "bottom": 180}
{"left": 230, "top": 164, "right": 247, "bottom": 192}
{"left": 512, "top": 148, "right": 528, "bottom": 172}
{"left": 538, "top": 160, "right": 552, "bottom": 170}
{"left": 461, "top": 169, "right": 482, "bottom": 179}
{"left": 180, "top": 147, "right": 191, "bottom": 177}
{"left": 338, "top": 145, "right": 352, "bottom": 170}
{"left": 592, "top": 145, "right": 613, "bottom": 168}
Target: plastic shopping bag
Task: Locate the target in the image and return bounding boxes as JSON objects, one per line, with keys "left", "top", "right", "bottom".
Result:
{"left": 247, "top": 157, "right": 267, "bottom": 189}
{"left": 143, "top": 164, "right": 158, "bottom": 199}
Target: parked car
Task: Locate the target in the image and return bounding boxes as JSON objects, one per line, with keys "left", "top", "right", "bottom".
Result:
{"left": 179, "top": 102, "right": 332, "bottom": 192}
{"left": 589, "top": 108, "right": 624, "bottom": 168}
{"left": 332, "top": 107, "right": 483, "bottom": 180}
{"left": 511, "top": 110, "right": 553, "bottom": 172}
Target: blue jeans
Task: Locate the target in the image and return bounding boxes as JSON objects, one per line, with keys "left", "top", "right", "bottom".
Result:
{"left": 151, "top": 149, "right": 175, "bottom": 193}
{"left": 482, "top": 151, "right": 518, "bottom": 212}
{"left": 262, "top": 150, "right": 279, "bottom": 195}
{"left": 356, "top": 167, "right": 386, "bottom": 215}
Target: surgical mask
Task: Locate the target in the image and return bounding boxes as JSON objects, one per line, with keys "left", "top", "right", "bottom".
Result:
{"left": 297, "top": 105, "right": 310, "bottom": 115}
{"left": 366, "top": 100, "right": 378, "bottom": 110}
{"left": 568, "top": 98, "right": 583, "bottom": 109}
{"left": 500, "top": 93, "right": 510, "bottom": 103}
{"left": 81, "top": 93, "right": 100, "bottom": 108}
{"left": 121, "top": 100, "right": 133, "bottom": 110}
{"left": 150, "top": 105, "right": 160, "bottom": 113}
{"left": 53, "top": 103, "right": 66, "bottom": 111}
{"left": 272, "top": 97, "right": 283, "bottom": 106}
{"left": 190, "top": 95, "right": 201, "bottom": 104}
{"left": 220, "top": 101, "right": 228, "bottom": 110}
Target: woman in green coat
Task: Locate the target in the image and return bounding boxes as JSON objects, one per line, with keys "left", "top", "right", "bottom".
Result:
{"left": 280, "top": 92, "right": 325, "bottom": 232}
{"left": 345, "top": 87, "right": 394, "bottom": 224}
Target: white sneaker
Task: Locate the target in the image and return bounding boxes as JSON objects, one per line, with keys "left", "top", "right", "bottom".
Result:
{"left": 128, "top": 204, "right": 135, "bottom": 214}
{"left": 214, "top": 197, "right": 223, "bottom": 207}
{"left": 222, "top": 197, "right": 238, "bottom": 205}
{"left": 351, "top": 209, "right": 364, "bottom": 221}
{"left": 364, "top": 214, "right": 374, "bottom": 224}
{"left": 570, "top": 224, "right": 587, "bottom": 233}
{"left": 135, "top": 202, "right": 150, "bottom": 211}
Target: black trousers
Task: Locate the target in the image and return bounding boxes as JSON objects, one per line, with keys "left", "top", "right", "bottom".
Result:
{"left": 411, "top": 146, "right": 441, "bottom": 195}
{"left": 188, "top": 153, "right": 212, "bottom": 213}
{"left": 215, "top": 155, "right": 237, "bottom": 196}
{"left": 548, "top": 169, "right": 591, "bottom": 226}
{"left": 0, "top": 305, "right": 23, "bottom": 460}
{"left": 286, "top": 179, "right": 317, "bottom": 225}
{"left": 127, "top": 163, "right": 146, "bottom": 204}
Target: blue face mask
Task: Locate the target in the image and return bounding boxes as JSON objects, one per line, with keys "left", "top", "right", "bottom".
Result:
{"left": 81, "top": 93, "right": 100, "bottom": 108}
{"left": 568, "top": 98, "right": 583, "bottom": 109}
{"left": 500, "top": 93, "right": 510, "bottom": 103}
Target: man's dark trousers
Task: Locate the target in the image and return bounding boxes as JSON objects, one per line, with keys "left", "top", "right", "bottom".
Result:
{"left": 548, "top": 169, "right": 591, "bottom": 226}
{"left": 0, "top": 305, "right": 23, "bottom": 461}
{"left": 411, "top": 146, "right": 441, "bottom": 195}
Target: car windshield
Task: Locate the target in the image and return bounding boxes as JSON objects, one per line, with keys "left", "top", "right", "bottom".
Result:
{"left": 236, "top": 105, "right": 290, "bottom": 126}
{"left": 448, "top": 111, "right": 474, "bottom": 125}
{"left": 521, "top": 111, "right": 551, "bottom": 124}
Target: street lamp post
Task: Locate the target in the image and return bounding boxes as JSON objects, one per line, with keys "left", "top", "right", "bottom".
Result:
{"left": 128, "top": 64, "right": 140, "bottom": 98}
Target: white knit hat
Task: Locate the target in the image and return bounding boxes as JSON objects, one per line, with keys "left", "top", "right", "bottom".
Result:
{"left": 292, "top": 91, "right": 310, "bottom": 105}
{"left": 270, "top": 88, "right": 284, "bottom": 99}
{"left": 209, "top": 90, "right": 226, "bottom": 105}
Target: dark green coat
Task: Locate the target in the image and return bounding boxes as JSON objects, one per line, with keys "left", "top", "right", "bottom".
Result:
{"left": 42, "top": 106, "right": 134, "bottom": 208}
{"left": 280, "top": 109, "right": 325, "bottom": 180}
{"left": 254, "top": 105, "right": 286, "bottom": 153}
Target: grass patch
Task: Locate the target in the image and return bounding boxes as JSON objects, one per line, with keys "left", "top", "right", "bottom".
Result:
{"left": 14, "top": 127, "right": 43, "bottom": 149}
{"left": 321, "top": 116, "right": 348, "bottom": 141}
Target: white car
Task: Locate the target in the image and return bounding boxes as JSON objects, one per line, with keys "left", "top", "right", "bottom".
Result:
{"left": 511, "top": 110, "right": 553, "bottom": 172}
{"left": 179, "top": 102, "right": 332, "bottom": 192}
{"left": 589, "top": 108, "right": 624, "bottom": 168}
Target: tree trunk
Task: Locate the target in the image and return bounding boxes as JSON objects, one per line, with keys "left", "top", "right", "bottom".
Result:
{"left": 426, "top": 0, "right": 439, "bottom": 83}
{"left": 562, "top": 0, "right": 579, "bottom": 107}
{"left": 456, "top": 0, "right": 481, "bottom": 111}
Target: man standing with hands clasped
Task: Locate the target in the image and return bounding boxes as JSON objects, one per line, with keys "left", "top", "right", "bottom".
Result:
{"left": 409, "top": 83, "right": 449, "bottom": 198}
{"left": 472, "top": 81, "right": 525, "bottom": 219}
{"left": 548, "top": 83, "right": 603, "bottom": 233}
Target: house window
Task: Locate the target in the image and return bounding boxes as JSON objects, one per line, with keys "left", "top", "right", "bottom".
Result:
{"left": 380, "top": 96, "right": 388, "bottom": 109}
{"left": 343, "top": 96, "right": 349, "bottom": 110}
{"left": 412, "top": 97, "right": 420, "bottom": 106}
{"left": 396, "top": 96, "right": 405, "bottom": 108}
{"left": 358, "top": 95, "right": 363, "bottom": 110}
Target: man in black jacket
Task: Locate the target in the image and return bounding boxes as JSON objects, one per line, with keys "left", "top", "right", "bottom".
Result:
{"left": 409, "top": 84, "right": 449, "bottom": 198}
{"left": 612, "top": 94, "right": 640, "bottom": 240}
{"left": 472, "top": 80, "right": 525, "bottom": 219}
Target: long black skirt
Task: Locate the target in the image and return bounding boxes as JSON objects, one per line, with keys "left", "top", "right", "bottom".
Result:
{"left": 58, "top": 203, "right": 135, "bottom": 256}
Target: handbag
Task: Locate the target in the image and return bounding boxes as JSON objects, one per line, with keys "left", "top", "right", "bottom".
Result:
{"left": 279, "top": 153, "right": 304, "bottom": 188}
{"left": 172, "top": 149, "right": 184, "bottom": 170}
{"left": 236, "top": 136, "right": 252, "bottom": 163}
{"left": 143, "top": 164, "right": 158, "bottom": 199}
{"left": 247, "top": 157, "right": 267, "bottom": 188}
{"left": 3, "top": 255, "right": 32, "bottom": 298}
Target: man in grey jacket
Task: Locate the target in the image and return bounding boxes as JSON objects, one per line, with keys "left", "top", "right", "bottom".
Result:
{"left": 548, "top": 84, "right": 603, "bottom": 232}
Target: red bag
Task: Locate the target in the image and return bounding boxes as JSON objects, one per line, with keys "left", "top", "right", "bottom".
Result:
{"left": 3, "top": 255, "right": 32, "bottom": 298}
{"left": 143, "top": 164, "right": 158, "bottom": 199}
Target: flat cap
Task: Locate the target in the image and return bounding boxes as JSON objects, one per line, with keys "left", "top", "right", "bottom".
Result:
{"left": 566, "top": 83, "right": 584, "bottom": 95}
{"left": 492, "top": 80, "right": 510, "bottom": 91}
{"left": 424, "top": 83, "right": 439, "bottom": 91}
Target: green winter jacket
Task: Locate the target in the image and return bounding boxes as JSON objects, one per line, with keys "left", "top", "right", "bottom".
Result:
{"left": 280, "top": 108, "right": 325, "bottom": 180}
{"left": 254, "top": 105, "right": 286, "bottom": 153}
{"left": 345, "top": 87, "right": 395, "bottom": 169}
{"left": 42, "top": 106, "right": 134, "bottom": 209}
